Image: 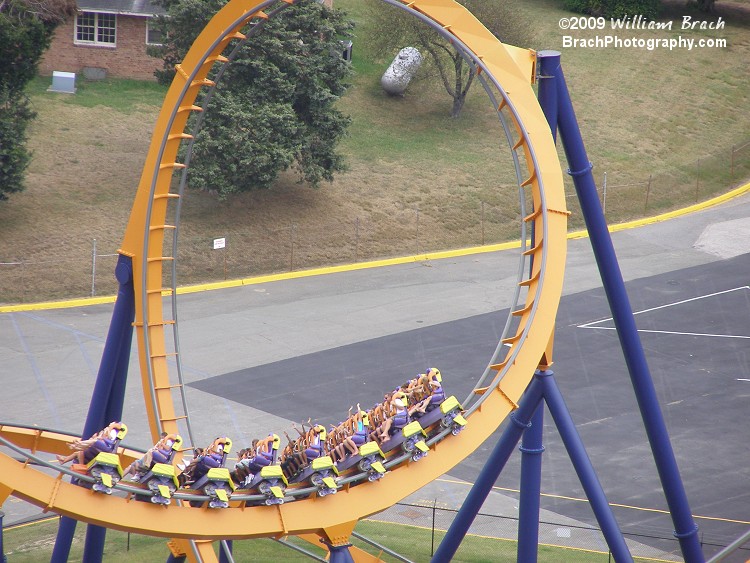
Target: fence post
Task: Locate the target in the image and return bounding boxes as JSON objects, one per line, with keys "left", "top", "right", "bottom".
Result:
{"left": 91, "top": 238, "right": 97, "bottom": 297}
{"left": 695, "top": 160, "right": 700, "bottom": 202}
{"left": 355, "top": 217, "right": 360, "bottom": 263}
{"left": 644, "top": 175, "right": 652, "bottom": 214}
{"left": 431, "top": 499, "right": 437, "bottom": 557}
{"left": 289, "top": 223, "right": 296, "bottom": 271}
{"left": 415, "top": 207, "right": 420, "bottom": 254}
{"left": 481, "top": 201, "right": 485, "bottom": 245}
{"left": 223, "top": 239, "right": 228, "bottom": 280}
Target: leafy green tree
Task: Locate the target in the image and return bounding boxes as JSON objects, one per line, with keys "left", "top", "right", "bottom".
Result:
{"left": 562, "top": 0, "right": 660, "bottom": 19}
{"left": 0, "top": 88, "right": 34, "bottom": 200}
{"left": 0, "top": 0, "right": 75, "bottom": 201}
{"left": 364, "top": 0, "right": 535, "bottom": 118}
{"left": 150, "top": 0, "right": 354, "bottom": 198}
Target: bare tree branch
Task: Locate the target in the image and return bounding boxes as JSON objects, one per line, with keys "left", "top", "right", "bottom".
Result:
{"left": 1, "top": 0, "right": 75, "bottom": 23}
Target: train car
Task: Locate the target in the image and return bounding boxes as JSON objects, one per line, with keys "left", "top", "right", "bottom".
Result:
{"left": 183, "top": 437, "right": 236, "bottom": 509}
{"left": 233, "top": 434, "right": 288, "bottom": 505}
{"left": 69, "top": 422, "right": 128, "bottom": 495}
{"left": 127, "top": 434, "right": 183, "bottom": 505}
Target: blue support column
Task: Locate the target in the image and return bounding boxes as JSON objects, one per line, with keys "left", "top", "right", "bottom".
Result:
{"left": 537, "top": 50, "right": 703, "bottom": 563}
{"left": 323, "top": 541, "right": 355, "bottom": 563}
{"left": 219, "top": 540, "right": 233, "bottom": 563}
{"left": 537, "top": 371, "right": 631, "bottom": 561}
{"left": 51, "top": 517, "right": 78, "bottom": 563}
{"left": 51, "top": 255, "right": 136, "bottom": 563}
{"left": 517, "top": 396, "right": 544, "bottom": 563}
{"left": 514, "top": 69, "right": 556, "bottom": 561}
{"left": 432, "top": 376, "right": 545, "bottom": 562}
{"left": 0, "top": 510, "right": 6, "bottom": 563}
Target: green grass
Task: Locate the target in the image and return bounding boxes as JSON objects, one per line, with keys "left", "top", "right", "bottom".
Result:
{"left": 27, "top": 75, "right": 167, "bottom": 113}
{"left": 3, "top": 518, "right": 309, "bottom": 562}
{"left": 3, "top": 517, "right": 664, "bottom": 562}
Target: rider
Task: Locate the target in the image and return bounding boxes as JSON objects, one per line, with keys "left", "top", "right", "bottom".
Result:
{"left": 413, "top": 368, "right": 446, "bottom": 414}
{"left": 123, "top": 432, "right": 180, "bottom": 479}
{"left": 304, "top": 425, "right": 327, "bottom": 462}
{"left": 233, "top": 434, "right": 277, "bottom": 482}
{"left": 56, "top": 421, "right": 127, "bottom": 466}
{"left": 376, "top": 391, "right": 410, "bottom": 442}
{"left": 181, "top": 437, "right": 230, "bottom": 486}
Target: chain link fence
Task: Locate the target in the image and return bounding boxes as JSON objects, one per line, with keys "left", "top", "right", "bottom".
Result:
{"left": 362, "top": 500, "right": 750, "bottom": 562}
{"left": 2, "top": 137, "right": 749, "bottom": 305}
{"left": 0, "top": 203, "right": 521, "bottom": 304}
{"left": 592, "top": 140, "right": 750, "bottom": 222}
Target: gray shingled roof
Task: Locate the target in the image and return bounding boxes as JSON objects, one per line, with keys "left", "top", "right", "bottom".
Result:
{"left": 77, "top": 0, "right": 166, "bottom": 16}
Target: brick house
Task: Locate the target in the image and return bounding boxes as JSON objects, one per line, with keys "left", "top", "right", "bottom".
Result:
{"left": 39, "top": 0, "right": 337, "bottom": 82}
{"left": 39, "top": 0, "right": 166, "bottom": 81}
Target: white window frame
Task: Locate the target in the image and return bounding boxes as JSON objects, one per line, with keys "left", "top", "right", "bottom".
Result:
{"left": 145, "top": 17, "right": 163, "bottom": 46}
{"left": 75, "top": 11, "right": 117, "bottom": 47}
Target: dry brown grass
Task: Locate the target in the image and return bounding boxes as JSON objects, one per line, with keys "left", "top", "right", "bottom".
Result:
{"left": 1, "top": 0, "right": 749, "bottom": 304}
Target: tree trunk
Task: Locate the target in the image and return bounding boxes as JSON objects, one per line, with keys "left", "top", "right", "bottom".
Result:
{"left": 451, "top": 54, "right": 466, "bottom": 118}
{"left": 451, "top": 95, "right": 466, "bottom": 118}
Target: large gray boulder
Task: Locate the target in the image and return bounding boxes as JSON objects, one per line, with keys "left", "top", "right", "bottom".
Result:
{"left": 381, "top": 47, "right": 423, "bottom": 96}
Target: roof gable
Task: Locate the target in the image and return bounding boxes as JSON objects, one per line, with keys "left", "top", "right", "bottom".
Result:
{"left": 77, "top": 0, "right": 166, "bottom": 16}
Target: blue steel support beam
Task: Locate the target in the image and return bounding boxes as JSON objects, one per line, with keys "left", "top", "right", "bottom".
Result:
{"left": 536, "top": 50, "right": 703, "bottom": 562}
{"left": 220, "top": 540, "right": 234, "bottom": 563}
{"left": 517, "top": 398, "right": 544, "bottom": 563}
{"left": 51, "top": 517, "right": 77, "bottom": 563}
{"left": 432, "top": 376, "right": 545, "bottom": 562}
{"left": 515, "top": 69, "right": 557, "bottom": 561}
{"left": 0, "top": 510, "right": 5, "bottom": 563}
{"left": 51, "top": 255, "right": 136, "bottom": 563}
{"left": 537, "top": 371, "right": 631, "bottom": 561}
{"left": 537, "top": 54, "right": 558, "bottom": 143}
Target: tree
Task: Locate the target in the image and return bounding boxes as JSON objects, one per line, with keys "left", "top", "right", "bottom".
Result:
{"left": 364, "top": 0, "right": 535, "bottom": 118}
{"left": 562, "top": 0, "right": 660, "bottom": 19}
{"left": 0, "top": 0, "right": 75, "bottom": 201}
{"left": 695, "top": 0, "right": 715, "bottom": 12}
{"left": 150, "top": 0, "right": 354, "bottom": 198}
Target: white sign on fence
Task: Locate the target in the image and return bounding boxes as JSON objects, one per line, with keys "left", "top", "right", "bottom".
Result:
{"left": 213, "top": 237, "right": 226, "bottom": 250}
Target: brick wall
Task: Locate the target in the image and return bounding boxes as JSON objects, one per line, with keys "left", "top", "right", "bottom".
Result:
{"left": 39, "top": 15, "right": 162, "bottom": 81}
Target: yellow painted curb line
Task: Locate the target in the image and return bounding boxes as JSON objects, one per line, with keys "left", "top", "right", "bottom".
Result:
{"left": 0, "top": 295, "right": 118, "bottom": 313}
{"left": 3, "top": 181, "right": 749, "bottom": 314}
{"left": 0, "top": 242, "right": 520, "bottom": 313}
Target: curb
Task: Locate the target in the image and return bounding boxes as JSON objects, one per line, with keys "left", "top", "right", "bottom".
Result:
{"left": 2, "top": 181, "right": 749, "bottom": 314}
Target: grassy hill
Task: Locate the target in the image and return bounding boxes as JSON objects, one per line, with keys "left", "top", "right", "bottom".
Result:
{"left": 1, "top": 0, "right": 749, "bottom": 303}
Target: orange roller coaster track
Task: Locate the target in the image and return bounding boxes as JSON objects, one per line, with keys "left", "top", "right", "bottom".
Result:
{"left": 0, "top": 0, "right": 567, "bottom": 560}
